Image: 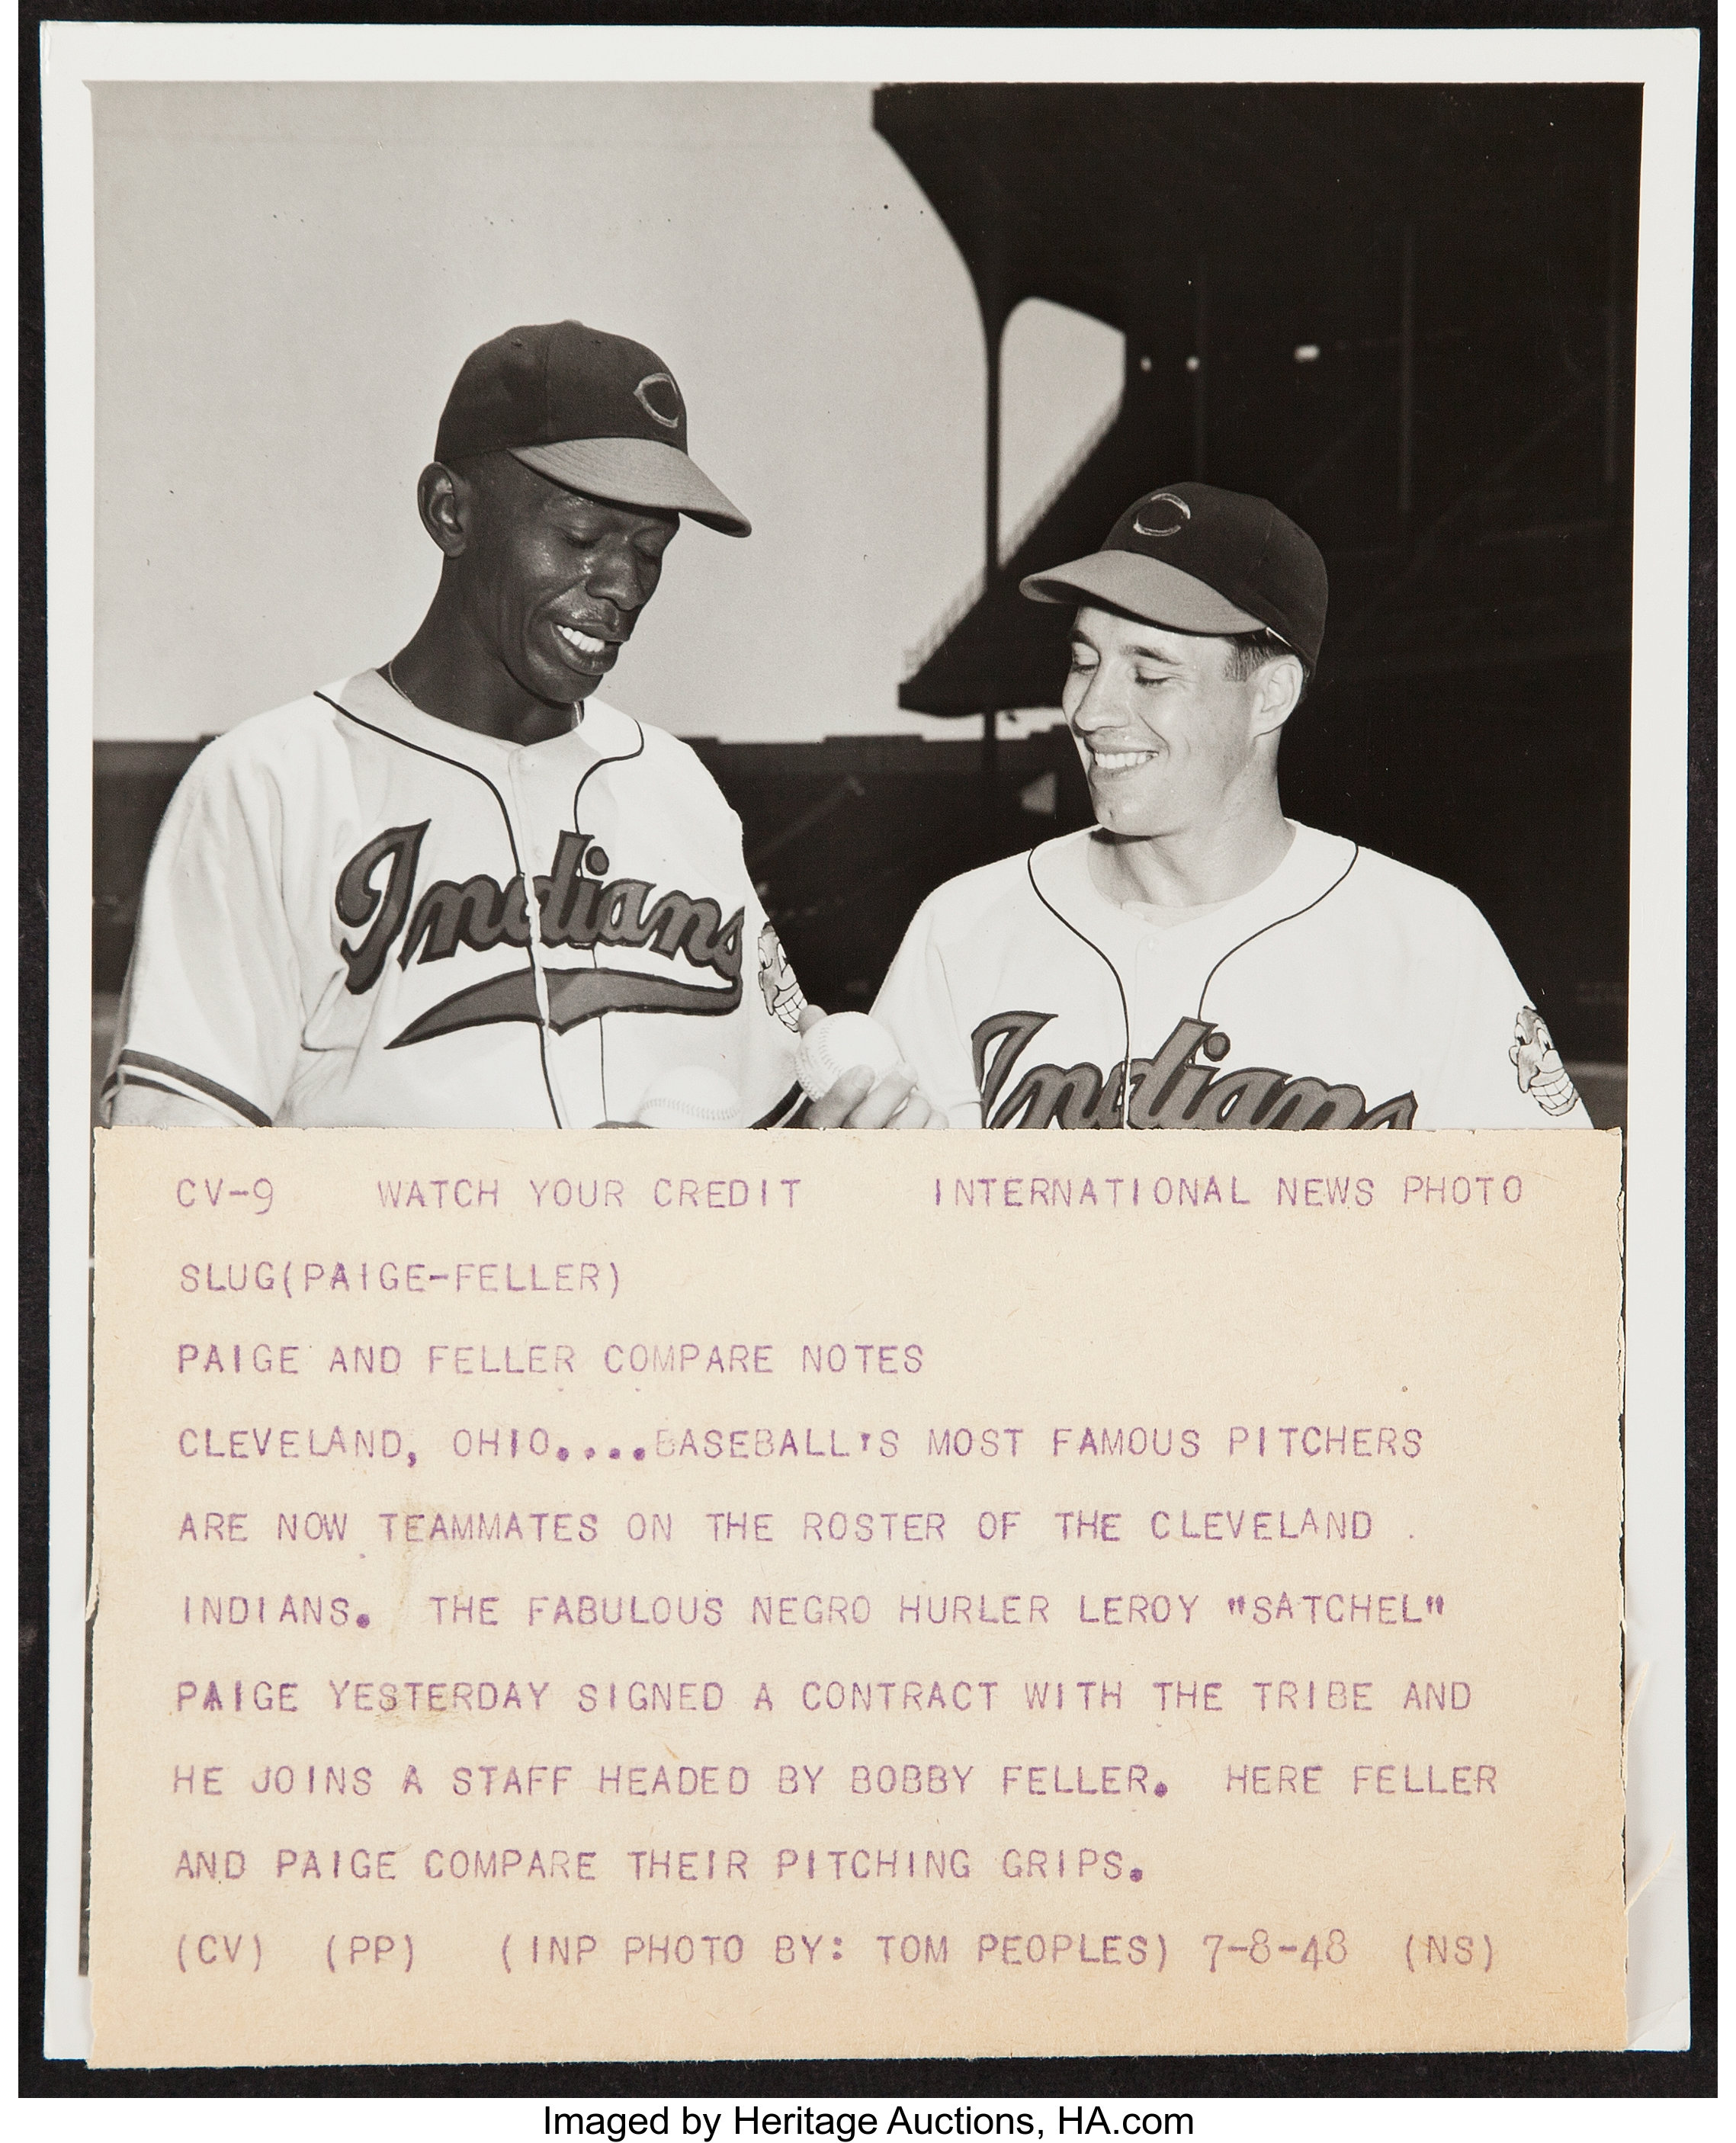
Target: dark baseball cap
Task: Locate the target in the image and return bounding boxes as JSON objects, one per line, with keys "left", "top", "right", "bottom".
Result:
{"left": 1020, "top": 483, "right": 1326, "bottom": 669}
{"left": 435, "top": 320, "right": 750, "bottom": 537}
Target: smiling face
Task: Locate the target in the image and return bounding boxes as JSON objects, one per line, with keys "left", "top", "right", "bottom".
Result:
{"left": 1062, "top": 605, "right": 1295, "bottom": 839}
{"left": 444, "top": 455, "right": 679, "bottom": 707}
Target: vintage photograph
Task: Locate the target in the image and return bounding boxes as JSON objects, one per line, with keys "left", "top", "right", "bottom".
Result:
{"left": 90, "top": 79, "right": 1636, "bottom": 1137}
{"left": 37, "top": 23, "right": 1703, "bottom": 2093}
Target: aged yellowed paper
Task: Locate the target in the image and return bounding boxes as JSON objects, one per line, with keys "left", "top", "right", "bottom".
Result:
{"left": 88, "top": 1128, "right": 1624, "bottom": 2064}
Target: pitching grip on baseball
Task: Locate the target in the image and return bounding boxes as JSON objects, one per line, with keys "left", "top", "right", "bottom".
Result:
{"left": 794, "top": 1010, "right": 909, "bottom": 1105}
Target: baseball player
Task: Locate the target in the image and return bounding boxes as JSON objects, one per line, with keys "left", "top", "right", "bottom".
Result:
{"left": 104, "top": 320, "right": 933, "bottom": 1131}
{"left": 873, "top": 483, "right": 1592, "bottom": 1131}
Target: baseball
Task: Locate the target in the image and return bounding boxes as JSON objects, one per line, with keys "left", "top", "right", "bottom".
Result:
{"left": 636, "top": 1065, "right": 744, "bottom": 1129}
{"left": 796, "top": 1010, "right": 905, "bottom": 1102}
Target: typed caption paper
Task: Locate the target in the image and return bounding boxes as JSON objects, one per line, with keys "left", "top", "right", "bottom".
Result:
{"left": 88, "top": 1128, "right": 1625, "bottom": 2062}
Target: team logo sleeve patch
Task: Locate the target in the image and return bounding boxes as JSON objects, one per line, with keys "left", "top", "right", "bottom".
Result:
{"left": 1509, "top": 1004, "right": 1580, "bottom": 1117}
{"left": 756, "top": 924, "right": 807, "bottom": 1033}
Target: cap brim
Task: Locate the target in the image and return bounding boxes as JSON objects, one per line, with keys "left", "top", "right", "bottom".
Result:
{"left": 1020, "top": 553, "right": 1265, "bottom": 635}
{"left": 513, "top": 438, "right": 750, "bottom": 537}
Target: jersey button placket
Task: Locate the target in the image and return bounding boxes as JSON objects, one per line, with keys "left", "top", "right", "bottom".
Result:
{"left": 1129, "top": 938, "right": 1164, "bottom": 1112}
{"left": 506, "top": 753, "right": 560, "bottom": 1057}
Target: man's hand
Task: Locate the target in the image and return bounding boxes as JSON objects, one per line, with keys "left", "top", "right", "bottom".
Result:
{"left": 801, "top": 1063, "right": 942, "bottom": 1128}
{"left": 795, "top": 1004, "right": 942, "bottom": 1128}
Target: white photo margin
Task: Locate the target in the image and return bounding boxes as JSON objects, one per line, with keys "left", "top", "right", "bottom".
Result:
{"left": 40, "top": 16, "right": 1700, "bottom": 2077}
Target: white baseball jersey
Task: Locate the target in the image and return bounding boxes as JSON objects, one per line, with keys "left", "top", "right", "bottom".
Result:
{"left": 105, "top": 670, "right": 807, "bottom": 1128}
{"left": 873, "top": 823, "right": 1591, "bottom": 1131}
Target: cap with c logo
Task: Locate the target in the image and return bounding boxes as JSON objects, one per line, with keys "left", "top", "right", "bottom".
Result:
{"left": 435, "top": 320, "right": 750, "bottom": 537}
{"left": 1020, "top": 482, "right": 1326, "bottom": 668}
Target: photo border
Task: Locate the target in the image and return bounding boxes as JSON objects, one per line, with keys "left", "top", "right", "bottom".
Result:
{"left": 20, "top": 2, "right": 1716, "bottom": 2110}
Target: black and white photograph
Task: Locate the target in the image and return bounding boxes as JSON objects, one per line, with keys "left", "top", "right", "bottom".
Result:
{"left": 27, "top": 11, "right": 1709, "bottom": 2113}
{"left": 88, "top": 79, "right": 1637, "bottom": 1140}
